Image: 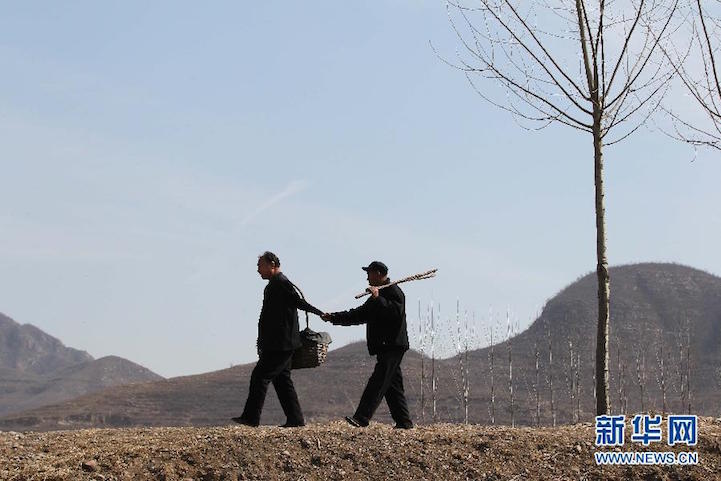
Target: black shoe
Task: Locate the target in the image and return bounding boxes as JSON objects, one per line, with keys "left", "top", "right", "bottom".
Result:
{"left": 344, "top": 416, "right": 368, "bottom": 428}
{"left": 280, "top": 421, "right": 306, "bottom": 428}
{"left": 231, "top": 416, "right": 259, "bottom": 427}
{"left": 393, "top": 422, "right": 414, "bottom": 430}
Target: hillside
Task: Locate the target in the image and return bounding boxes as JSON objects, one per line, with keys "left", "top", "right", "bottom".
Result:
{"left": 1, "top": 262, "right": 720, "bottom": 430}
{"left": 0, "top": 313, "right": 163, "bottom": 417}
{"left": 2, "top": 420, "right": 721, "bottom": 480}
{"left": 0, "top": 342, "right": 419, "bottom": 430}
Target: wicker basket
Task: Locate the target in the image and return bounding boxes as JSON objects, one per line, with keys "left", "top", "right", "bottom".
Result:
{"left": 292, "top": 327, "right": 332, "bottom": 370}
{"left": 289, "top": 281, "right": 332, "bottom": 370}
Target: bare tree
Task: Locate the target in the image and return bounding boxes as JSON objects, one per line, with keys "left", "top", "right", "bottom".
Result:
{"left": 453, "top": 301, "right": 465, "bottom": 423}
{"left": 565, "top": 340, "right": 577, "bottom": 423}
{"left": 418, "top": 299, "right": 426, "bottom": 423}
{"left": 562, "top": 338, "right": 582, "bottom": 423}
{"left": 449, "top": 300, "right": 472, "bottom": 423}
{"left": 620, "top": 362, "right": 629, "bottom": 414}
{"left": 534, "top": 341, "right": 541, "bottom": 426}
{"left": 634, "top": 340, "right": 648, "bottom": 412}
{"left": 673, "top": 318, "right": 693, "bottom": 414}
{"left": 593, "top": 367, "right": 597, "bottom": 413}
{"left": 575, "top": 350, "right": 582, "bottom": 422}
{"left": 685, "top": 320, "right": 692, "bottom": 414}
{"left": 674, "top": 323, "right": 687, "bottom": 412}
{"left": 616, "top": 340, "right": 628, "bottom": 415}
{"left": 445, "top": 0, "right": 682, "bottom": 415}
{"left": 431, "top": 302, "right": 438, "bottom": 422}
{"left": 487, "top": 317, "right": 497, "bottom": 425}
{"left": 506, "top": 309, "right": 515, "bottom": 427}
{"left": 546, "top": 320, "right": 556, "bottom": 427}
{"left": 655, "top": 332, "right": 668, "bottom": 416}
{"left": 462, "top": 309, "right": 471, "bottom": 424}
{"left": 716, "top": 366, "right": 721, "bottom": 417}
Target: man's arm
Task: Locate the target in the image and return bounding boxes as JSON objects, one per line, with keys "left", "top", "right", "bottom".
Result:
{"left": 325, "top": 299, "right": 374, "bottom": 326}
{"left": 279, "top": 278, "right": 324, "bottom": 316}
{"left": 295, "top": 296, "right": 323, "bottom": 316}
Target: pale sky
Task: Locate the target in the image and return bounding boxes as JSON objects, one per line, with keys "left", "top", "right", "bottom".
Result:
{"left": 1, "top": 1, "right": 719, "bottom": 377}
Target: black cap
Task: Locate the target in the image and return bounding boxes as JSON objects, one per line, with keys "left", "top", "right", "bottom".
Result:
{"left": 362, "top": 261, "right": 388, "bottom": 275}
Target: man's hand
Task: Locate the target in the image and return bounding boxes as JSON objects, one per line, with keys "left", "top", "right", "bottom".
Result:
{"left": 366, "top": 286, "right": 379, "bottom": 298}
{"left": 321, "top": 312, "right": 332, "bottom": 321}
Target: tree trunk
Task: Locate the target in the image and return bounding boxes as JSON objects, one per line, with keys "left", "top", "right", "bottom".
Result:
{"left": 594, "top": 117, "right": 611, "bottom": 415}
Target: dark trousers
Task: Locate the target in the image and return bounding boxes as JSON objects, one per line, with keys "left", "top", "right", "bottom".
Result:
{"left": 354, "top": 348, "right": 412, "bottom": 426}
{"left": 241, "top": 349, "right": 304, "bottom": 425}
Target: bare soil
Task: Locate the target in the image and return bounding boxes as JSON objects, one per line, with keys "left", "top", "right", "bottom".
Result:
{"left": 2, "top": 418, "right": 721, "bottom": 480}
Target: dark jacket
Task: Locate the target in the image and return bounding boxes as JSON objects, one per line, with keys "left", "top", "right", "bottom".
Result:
{"left": 257, "top": 272, "right": 322, "bottom": 352}
{"left": 329, "top": 281, "right": 409, "bottom": 355}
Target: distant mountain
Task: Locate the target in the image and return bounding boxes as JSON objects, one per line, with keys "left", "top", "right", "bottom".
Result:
{"left": 0, "top": 313, "right": 163, "bottom": 417}
{"left": 0, "top": 312, "right": 92, "bottom": 376}
{"left": 2, "top": 263, "right": 720, "bottom": 430}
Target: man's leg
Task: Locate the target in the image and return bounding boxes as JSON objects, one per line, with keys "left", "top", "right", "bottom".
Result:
{"left": 384, "top": 354, "right": 413, "bottom": 428}
{"left": 239, "top": 351, "right": 288, "bottom": 425}
{"left": 353, "top": 350, "right": 404, "bottom": 425}
{"left": 271, "top": 351, "right": 305, "bottom": 425}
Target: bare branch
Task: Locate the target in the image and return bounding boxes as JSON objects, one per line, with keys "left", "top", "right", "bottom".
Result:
{"left": 450, "top": 0, "right": 593, "bottom": 112}
{"left": 606, "top": 0, "right": 680, "bottom": 109}
{"left": 696, "top": 0, "right": 721, "bottom": 105}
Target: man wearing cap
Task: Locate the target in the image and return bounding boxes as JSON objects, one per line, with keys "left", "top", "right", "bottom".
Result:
{"left": 321, "top": 261, "right": 413, "bottom": 429}
{"left": 232, "top": 251, "right": 324, "bottom": 428}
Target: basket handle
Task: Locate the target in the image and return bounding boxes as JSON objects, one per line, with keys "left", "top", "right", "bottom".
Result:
{"left": 289, "top": 281, "right": 310, "bottom": 330}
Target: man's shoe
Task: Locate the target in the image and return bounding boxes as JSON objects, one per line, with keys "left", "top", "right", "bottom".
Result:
{"left": 393, "top": 422, "right": 414, "bottom": 430}
{"left": 344, "top": 416, "right": 368, "bottom": 428}
{"left": 231, "top": 416, "right": 259, "bottom": 427}
{"left": 280, "top": 421, "right": 306, "bottom": 428}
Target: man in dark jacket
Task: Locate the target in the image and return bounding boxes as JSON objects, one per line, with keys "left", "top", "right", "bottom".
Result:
{"left": 321, "top": 261, "right": 413, "bottom": 429}
{"left": 233, "top": 251, "right": 323, "bottom": 428}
